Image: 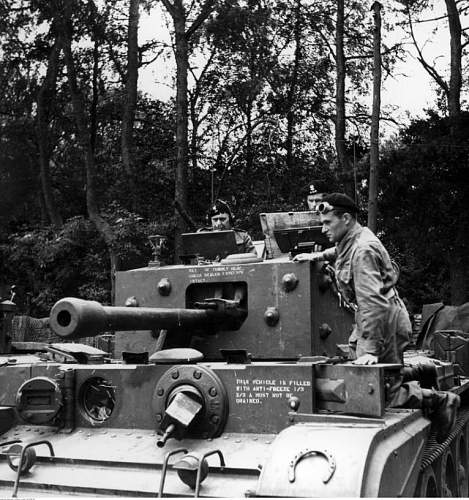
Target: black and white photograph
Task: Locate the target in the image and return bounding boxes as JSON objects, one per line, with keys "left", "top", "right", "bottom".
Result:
{"left": 0, "top": 0, "right": 468, "bottom": 497}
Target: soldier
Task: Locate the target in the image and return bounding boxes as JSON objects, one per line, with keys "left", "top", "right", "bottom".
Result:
{"left": 202, "top": 199, "right": 256, "bottom": 254}
{"left": 293, "top": 193, "right": 460, "bottom": 443}
{"left": 306, "top": 180, "right": 327, "bottom": 211}
{"left": 305, "top": 180, "right": 328, "bottom": 252}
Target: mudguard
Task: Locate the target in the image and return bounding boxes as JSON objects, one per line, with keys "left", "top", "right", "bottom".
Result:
{"left": 255, "top": 410, "right": 430, "bottom": 497}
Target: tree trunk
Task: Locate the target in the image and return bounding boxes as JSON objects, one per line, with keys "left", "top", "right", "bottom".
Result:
{"left": 173, "top": 8, "right": 189, "bottom": 260}
{"left": 189, "top": 96, "right": 198, "bottom": 173}
{"left": 335, "top": 0, "right": 353, "bottom": 198}
{"left": 59, "top": 0, "right": 119, "bottom": 302}
{"left": 245, "top": 103, "right": 254, "bottom": 172}
{"left": 90, "top": 37, "right": 99, "bottom": 155}
{"left": 161, "top": 0, "right": 214, "bottom": 260}
{"left": 367, "top": 2, "right": 382, "bottom": 233}
{"left": 121, "top": 0, "right": 140, "bottom": 211}
{"left": 285, "top": 0, "right": 302, "bottom": 170}
{"left": 445, "top": 0, "right": 462, "bottom": 132}
{"left": 444, "top": 0, "right": 466, "bottom": 303}
{"left": 36, "top": 34, "right": 63, "bottom": 228}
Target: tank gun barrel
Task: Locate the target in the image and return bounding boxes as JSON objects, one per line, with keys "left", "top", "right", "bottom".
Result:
{"left": 49, "top": 297, "right": 227, "bottom": 340}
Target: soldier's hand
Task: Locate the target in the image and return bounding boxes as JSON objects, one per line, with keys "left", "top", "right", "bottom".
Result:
{"left": 352, "top": 354, "right": 379, "bottom": 365}
{"left": 292, "top": 252, "right": 324, "bottom": 263}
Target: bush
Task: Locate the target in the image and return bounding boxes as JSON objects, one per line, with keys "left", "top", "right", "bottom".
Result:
{"left": 0, "top": 207, "right": 167, "bottom": 316}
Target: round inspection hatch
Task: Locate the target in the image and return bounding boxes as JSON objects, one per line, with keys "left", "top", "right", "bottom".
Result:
{"left": 79, "top": 377, "right": 115, "bottom": 423}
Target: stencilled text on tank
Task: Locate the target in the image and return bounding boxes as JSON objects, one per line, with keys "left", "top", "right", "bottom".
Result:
{"left": 188, "top": 266, "right": 244, "bottom": 283}
{"left": 234, "top": 378, "right": 310, "bottom": 405}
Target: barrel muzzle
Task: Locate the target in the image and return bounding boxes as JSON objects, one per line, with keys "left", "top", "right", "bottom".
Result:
{"left": 50, "top": 298, "right": 107, "bottom": 339}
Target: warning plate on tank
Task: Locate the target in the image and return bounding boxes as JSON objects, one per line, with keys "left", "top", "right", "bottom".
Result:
{"left": 218, "top": 363, "right": 314, "bottom": 433}
{"left": 188, "top": 266, "right": 245, "bottom": 283}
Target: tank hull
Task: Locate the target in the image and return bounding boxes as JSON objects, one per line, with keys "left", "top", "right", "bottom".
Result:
{"left": 2, "top": 378, "right": 469, "bottom": 497}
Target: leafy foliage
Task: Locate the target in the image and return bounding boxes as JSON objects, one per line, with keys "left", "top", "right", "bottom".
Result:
{"left": 379, "top": 111, "right": 469, "bottom": 309}
{"left": 1, "top": 0, "right": 466, "bottom": 314}
{"left": 0, "top": 210, "right": 162, "bottom": 315}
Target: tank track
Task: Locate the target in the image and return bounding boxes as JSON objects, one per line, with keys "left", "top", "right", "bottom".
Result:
{"left": 420, "top": 407, "right": 469, "bottom": 470}
{"left": 416, "top": 406, "right": 469, "bottom": 496}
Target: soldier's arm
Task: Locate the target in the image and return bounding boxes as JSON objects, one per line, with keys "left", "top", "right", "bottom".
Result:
{"left": 243, "top": 233, "right": 256, "bottom": 254}
{"left": 322, "top": 247, "right": 337, "bottom": 261}
{"left": 352, "top": 246, "right": 389, "bottom": 357}
{"left": 292, "top": 246, "right": 337, "bottom": 263}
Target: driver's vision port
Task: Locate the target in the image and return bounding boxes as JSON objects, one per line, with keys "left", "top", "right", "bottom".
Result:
{"left": 80, "top": 377, "right": 115, "bottom": 423}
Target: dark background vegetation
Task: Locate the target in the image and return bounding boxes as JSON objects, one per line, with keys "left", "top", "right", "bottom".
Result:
{"left": 0, "top": 0, "right": 468, "bottom": 317}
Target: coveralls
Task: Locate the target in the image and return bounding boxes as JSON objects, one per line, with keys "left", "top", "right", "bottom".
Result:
{"left": 330, "top": 222, "right": 422, "bottom": 408}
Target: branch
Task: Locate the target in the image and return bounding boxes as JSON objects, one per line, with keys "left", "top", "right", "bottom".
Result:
{"left": 406, "top": 7, "right": 449, "bottom": 94}
{"left": 413, "top": 14, "right": 448, "bottom": 23}
{"left": 185, "top": 0, "right": 215, "bottom": 39}
{"left": 160, "top": 0, "right": 176, "bottom": 19}
{"left": 106, "top": 41, "right": 126, "bottom": 81}
{"left": 347, "top": 43, "right": 403, "bottom": 61}
{"left": 346, "top": 53, "right": 373, "bottom": 60}
{"left": 317, "top": 28, "right": 336, "bottom": 61}
{"left": 379, "top": 116, "right": 402, "bottom": 126}
{"left": 140, "top": 47, "right": 166, "bottom": 66}
{"left": 189, "top": 48, "right": 216, "bottom": 104}
{"left": 195, "top": 109, "right": 210, "bottom": 127}
{"left": 456, "top": 1, "right": 469, "bottom": 15}
{"left": 213, "top": 114, "right": 272, "bottom": 198}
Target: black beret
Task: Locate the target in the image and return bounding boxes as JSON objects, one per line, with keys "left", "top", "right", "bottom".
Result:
{"left": 207, "top": 199, "right": 234, "bottom": 222}
{"left": 322, "top": 193, "right": 359, "bottom": 214}
{"left": 307, "top": 180, "right": 328, "bottom": 195}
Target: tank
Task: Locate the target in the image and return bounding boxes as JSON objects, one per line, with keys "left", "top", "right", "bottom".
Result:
{"left": 0, "top": 211, "right": 469, "bottom": 497}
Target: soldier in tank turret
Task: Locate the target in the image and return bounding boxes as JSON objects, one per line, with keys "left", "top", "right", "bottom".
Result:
{"left": 305, "top": 180, "right": 328, "bottom": 212}
{"left": 293, "top": 192, "right": 460, "bottom": 444}
{"left": 305, "top": 180, "right": 328, "bottom": 252}
{"left": 199, "top": 199, "right": 256, "bottom": 254}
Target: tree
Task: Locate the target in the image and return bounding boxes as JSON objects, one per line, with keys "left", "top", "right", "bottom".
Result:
{"left": 335, "top": 0, "right": 351, "bottom": 195}
{"left": 36, "top": 29, "right": 63, "bottom": 228}
{"left": 0, "top": 1, "right": 44, "bottom": 227}
{"left": 161, "top": 0, "right": 216, "bottom": 259}
{"left": 284, "top": 0, "right": 303, "bottom": 170}
{"left": 315, "top": 0, "right": 384, "bottom": 197}
{"left": 401, "top": 0, "right": 469, "bottom": 303}
{"left": 121, "top": 0, "right": 140, "bottom": 211}
{"left": 367, "top": 1, "right": 382, "bottom": 232}
{"left": 57, "top": 0, "right": 120, "bottom": 299}
{"left": 380, "top": 112, "right": 469, "bottom": 307}
{"left": 202, "top": 0, "right": 330, "bottom": 206}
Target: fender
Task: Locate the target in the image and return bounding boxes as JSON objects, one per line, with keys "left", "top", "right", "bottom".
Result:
{"left": 255, "top": 410, "right": 430, "bottom": 497}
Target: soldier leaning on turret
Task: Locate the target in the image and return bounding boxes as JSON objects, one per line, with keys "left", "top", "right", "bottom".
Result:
{"left": 293, "top": 192, "right": 460, "bottom": 444}
{"left": 198, "top": 199, "right": 256, "bottom": 254}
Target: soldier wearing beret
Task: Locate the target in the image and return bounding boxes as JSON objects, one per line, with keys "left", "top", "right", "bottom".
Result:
{"left": 201, "top": 199, "right": 255, "bottom": 254}
{"left": 293, "top": 192, "right": 460, "bottom": 443}
{"left": 305, "top": 180, "right": 328, "bottom": 211}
